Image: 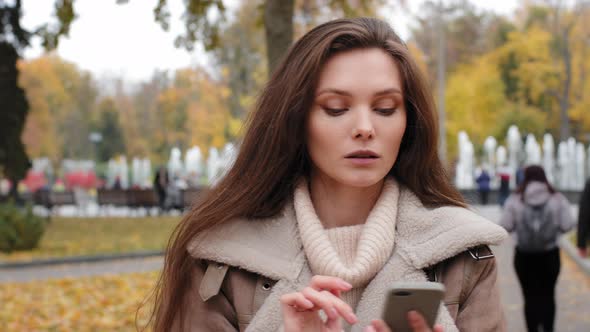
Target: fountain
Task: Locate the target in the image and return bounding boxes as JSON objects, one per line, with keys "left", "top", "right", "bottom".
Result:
{"left": 483, "top": 136, "right": 497, "bottom": 169}
{"left": 543, "top": 134, "right": 555, "bottom": 184}
{"left": 455, "top": 126, "right": 588, "bottom": 192}
{"left": 106, "top": 157, "right": 129, "bottom": 189}
{"left": 131, "top": 157, "right": 152, "bottom": 188}
{"left": 185, "top": 146, "right": 204, "bottom": 187}
{"left": 167, "top": 147, "right": 184, "bottom": 180}
{"left": 524, "top": 134, "right": 541, "bottom": 166}
{"left": 455, "top": 131, "right": 475, "bottom": 189}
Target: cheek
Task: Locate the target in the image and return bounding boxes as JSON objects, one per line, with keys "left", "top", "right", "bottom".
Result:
{"left": 384, "top": 120, "right": 407, "bottom": 157}
{"left": 307, "top": 124, "right": 332, "bottom": 159}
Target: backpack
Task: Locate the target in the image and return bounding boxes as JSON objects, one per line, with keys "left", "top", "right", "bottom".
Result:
{"left": 516, "top": 203, "right": 559, "bottom": 252}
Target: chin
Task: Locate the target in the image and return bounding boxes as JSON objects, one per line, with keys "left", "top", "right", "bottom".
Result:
{"left": 338, "top": 173, "right": 387, "bottom": 188}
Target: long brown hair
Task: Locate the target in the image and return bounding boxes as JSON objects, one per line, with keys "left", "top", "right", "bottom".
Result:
{"left": 147, "top": 17, "right": 466, "bottom": 331}
{"left": 516, "top": 165, "right": 556, "bottom": 201}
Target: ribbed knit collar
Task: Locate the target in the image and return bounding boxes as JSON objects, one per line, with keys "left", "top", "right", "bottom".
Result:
{"left": 294, "top": 178, "right": 399, "bottom": 287}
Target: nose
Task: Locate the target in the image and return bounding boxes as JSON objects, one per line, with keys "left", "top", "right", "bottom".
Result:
{"left": 351, "top": 110, "right": 375, "bottom": 140}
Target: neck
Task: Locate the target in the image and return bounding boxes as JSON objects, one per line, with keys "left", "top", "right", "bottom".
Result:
{"left": 308, "top": 174, "right": 384, "bottom": 229}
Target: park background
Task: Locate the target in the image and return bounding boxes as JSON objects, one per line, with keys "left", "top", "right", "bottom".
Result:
{"left": 1, "top": 0, "right": 590, "bottom": 331}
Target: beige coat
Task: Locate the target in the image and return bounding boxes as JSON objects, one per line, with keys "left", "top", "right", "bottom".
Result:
{"left": 180, "top": 187, "right": 508, "bottom": 331}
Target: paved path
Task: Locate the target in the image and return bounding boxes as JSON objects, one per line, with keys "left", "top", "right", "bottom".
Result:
{"left": 0, "top": 256, "right": 163, "bottom": 283}
{"left": 2, "top": 206, "right": 590, "bottom": 331}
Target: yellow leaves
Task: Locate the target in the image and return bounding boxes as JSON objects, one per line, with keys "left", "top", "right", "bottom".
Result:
{"left": 499, "top": 27, "right": 559, "bottom": 103}
{"left": 0, "top": 271, "right": 159, "bottom": 331}
{"left": 445, "top": 54, "right": 512, "bottom": 159}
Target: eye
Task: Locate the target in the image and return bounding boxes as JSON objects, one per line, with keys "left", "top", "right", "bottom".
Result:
{"left": 322, "top": 107, "right": 348, "bottom": 116}
{"left": 374, "top": 108, "right": 397, "bottom": 116}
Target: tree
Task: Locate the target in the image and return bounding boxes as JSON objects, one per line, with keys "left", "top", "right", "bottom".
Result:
{"left": 95, "top": 98, "right": 126, "bottom": 162}
{"left": 148, "top": 0, "right": 393, "bottom": 75}
{"left": 410, "top": 0, "right": 512, "bottom": 83}
{"left": 18, "top": 55, "right": 99, "bottom": 162}
{"left": 0, "top": 42, "right": 30, "bottom": 201}
{"left": 0, "top": 0, "right": 75, "bottom": 200}
{"left": 514, "top": 1, "right": 590, "bottom": 141}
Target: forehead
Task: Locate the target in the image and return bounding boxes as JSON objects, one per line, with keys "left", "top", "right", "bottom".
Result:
{"left": 316, "top": 48, "right": 402, "bottom": 94}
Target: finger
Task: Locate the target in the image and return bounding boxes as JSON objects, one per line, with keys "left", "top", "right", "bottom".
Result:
{"left": 314, "top": 288, "right": 357, "bottom": 324}
{"left": 433, "top": 324, "right": 444, "bottom": 332}
{"left": 370, "top": 319, "right": 392, "bottom": 332}
{"left": 280, "top": 292, "right": 314, "bottom": 311}
{"left": 302, "top": 287, "right": 354, "bottom": 322}
{"left": 325, "top": 313, "right": 343, "bottom": 331}
{"left": 407, "top": 311, "right": 430, "bottom": 332}
{"left": 309, "top": 275, "right": 353, "bottom": 292}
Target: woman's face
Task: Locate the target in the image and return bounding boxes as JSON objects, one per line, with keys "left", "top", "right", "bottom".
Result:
{"left": 307, "top": 47, "right": 407, "bottom": 188}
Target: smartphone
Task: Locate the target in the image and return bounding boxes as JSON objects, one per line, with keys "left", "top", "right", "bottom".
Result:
{"left": 381, "top": 282, "right": 446, "bottom": 332}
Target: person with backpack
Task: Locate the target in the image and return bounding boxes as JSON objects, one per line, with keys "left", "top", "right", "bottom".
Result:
{"left": 500, "top": 165, "right": 574, "bottom": 332}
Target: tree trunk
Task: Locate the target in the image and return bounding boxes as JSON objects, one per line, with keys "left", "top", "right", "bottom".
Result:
{"left": 264, "top": 0, "right": 295, "bottom": 76}
{"left": 559, "top": 27, "right": 572, "bottom": 141}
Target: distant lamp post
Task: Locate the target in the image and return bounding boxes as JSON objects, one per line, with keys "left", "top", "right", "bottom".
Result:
{"left": 89, "top": 132, "right": 103, "bottom": 162}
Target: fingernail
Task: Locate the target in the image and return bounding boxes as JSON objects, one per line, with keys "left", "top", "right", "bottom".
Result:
{"left": 347, "top": 311, "right": 358, "bottom": 324}
{"left": 341, "top": 281, "right": 353, "bottom": 289}
{"left": 364, "top": 326, "right": 376, "bottom": 332}
{"left": 408, "top": 310, "right": 418, "bottom": 321}
{"left": 304, "top": 299, "right": 313, "bottom": 308}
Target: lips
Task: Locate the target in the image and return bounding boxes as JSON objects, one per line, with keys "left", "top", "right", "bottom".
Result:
{"left": 345, "top": 150, "right": 380, "bottom": 158}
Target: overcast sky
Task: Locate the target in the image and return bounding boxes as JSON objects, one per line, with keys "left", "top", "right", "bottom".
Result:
{"left": 21, "top": 0, "right": 520, "bottom": 83}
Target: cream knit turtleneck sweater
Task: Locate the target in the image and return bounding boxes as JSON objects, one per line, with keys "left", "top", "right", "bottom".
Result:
{"left": 294, "top": 179, "right": 399, "bottom": 309}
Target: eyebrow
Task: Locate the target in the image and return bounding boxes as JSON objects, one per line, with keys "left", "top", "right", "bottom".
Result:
{"left": 316, "top": 88, "right": 402, "bottom": 97}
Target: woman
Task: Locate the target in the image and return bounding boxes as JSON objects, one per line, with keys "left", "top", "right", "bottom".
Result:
{"left": 500, "top": 165, "right": 574, "bottom": 332}
{"left": 150, "top": 18, "right": 507, "bottom": 332}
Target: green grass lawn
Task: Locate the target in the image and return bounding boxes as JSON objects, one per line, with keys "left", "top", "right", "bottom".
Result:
{"left": 0, "top": 216, "right": 181, "bottom": 263}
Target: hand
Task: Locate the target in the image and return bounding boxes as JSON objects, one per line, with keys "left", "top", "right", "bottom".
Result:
{"left": 363, "top": 311, "right": 444, "bottom": 332}
{"left": 579, "top": 248, "right": 588, "bottom": 258}
{"left": 280, "top": 275, "right": 358, "bottom": 332}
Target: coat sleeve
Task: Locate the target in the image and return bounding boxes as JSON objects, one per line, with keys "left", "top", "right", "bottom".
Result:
{"left": 556, "top": 193, "right": 575, "bottom": 233}
{"left": 171, "top": 260, "right": 239, "bottom": 332}
{"left": 499, "top": 195, "right": 518, "bottom": 232}
{"left": 455, "top": 256, "right": 506, "bottom": 332}
{"left": 578, "top": 180, "right": 590, "bottom": 249}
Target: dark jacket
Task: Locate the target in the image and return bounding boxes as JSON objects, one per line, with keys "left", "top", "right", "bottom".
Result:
{"left": 476, "top": 171, "right": 491, "bottom": 192}
{"left": 578, "top": 179, "right": 590, "bottom": 249}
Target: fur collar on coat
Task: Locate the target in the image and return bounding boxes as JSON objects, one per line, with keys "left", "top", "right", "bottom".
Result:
{"left": 187, "top": 185, "right": 507, "bottom": 332}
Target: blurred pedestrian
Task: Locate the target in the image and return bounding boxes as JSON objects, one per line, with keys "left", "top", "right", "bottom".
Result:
{"left": 497, "top": 164, "right": 511, "bottom": 206}
{"left": 500, "top": 165, "right": 574, "bottom": 332}
{"left": 475, "top": 168, "right": 491, "bottom": 205}
{"left": 153, "top": 167, "right": 169, "bottom": 211}
{"left": 577, "top": 178, "right": 590, "bottom": 258}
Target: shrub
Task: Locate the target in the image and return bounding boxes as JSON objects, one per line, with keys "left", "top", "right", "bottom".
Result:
{"left": 0, "top": 202, "right": 46, "bottom": 253}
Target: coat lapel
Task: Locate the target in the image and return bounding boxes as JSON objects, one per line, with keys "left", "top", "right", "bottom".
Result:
{"left": 246, "top": 255, "right": 313, "bottom": 332}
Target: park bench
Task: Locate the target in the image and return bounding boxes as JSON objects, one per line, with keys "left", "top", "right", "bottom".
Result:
{"left": 97, "top": 189, "right": 129, "bottom": 216}
{"left": 31, "top": 190, "right": 75, "bottom": 215}
{"left": 127, "top": 189, "right": 158, "bottom": 215}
